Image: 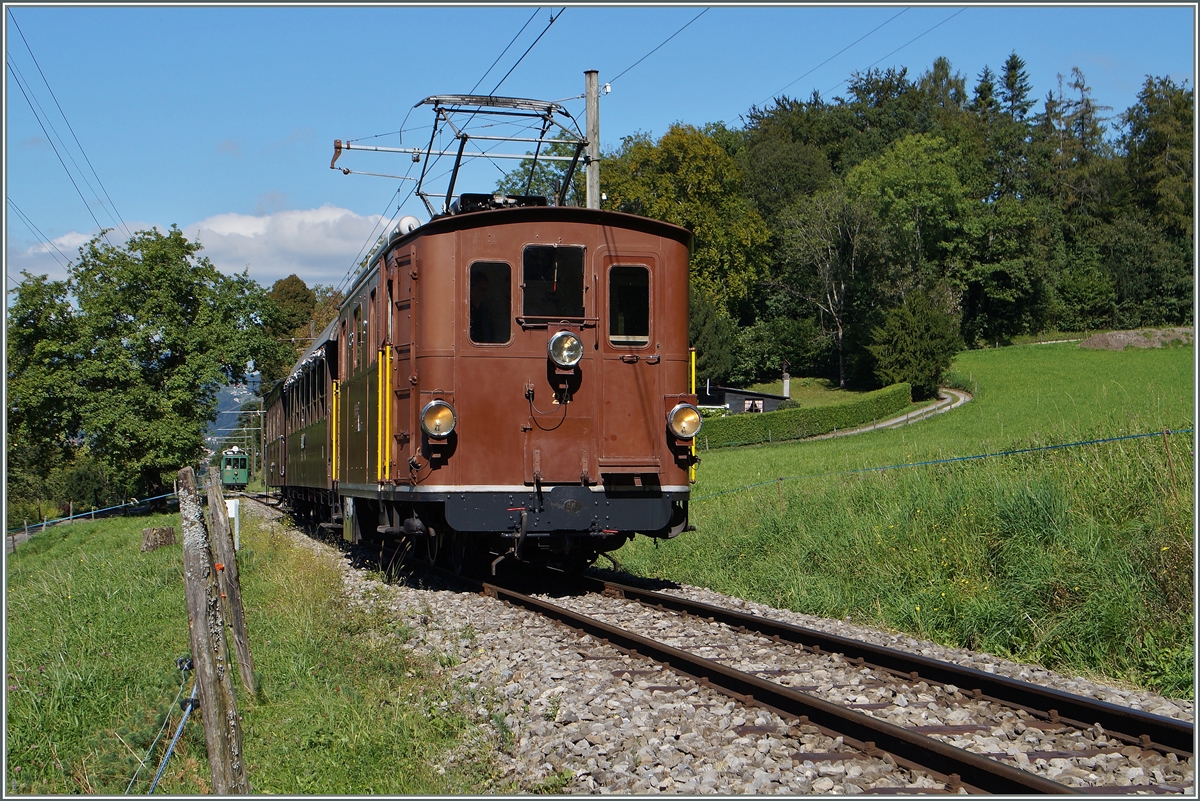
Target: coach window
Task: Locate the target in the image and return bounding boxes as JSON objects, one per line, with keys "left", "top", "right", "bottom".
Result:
{"left": 522, "top": 245, "right": 584, "bottom": 318}
{"left": 361, "top": 300, "right": 370, "bottom": 366}
{"left": 368, "top": 288, "right": 377, "bottom": 365}
{"left": 469, "top": 261, "right": 511, "bottom": 344}
{"left": 608, "top": 265, "right": 650, "bottom": 347}
{"left": 352, "top": 306, "right": 361, "bottom": 371}
{"left": 339, "top": 321, "right": 348, "bottom": 381}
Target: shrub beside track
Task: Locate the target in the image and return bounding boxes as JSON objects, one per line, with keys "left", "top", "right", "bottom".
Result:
{"left": 699, "top": 383, "right": 913, "bottom": 449}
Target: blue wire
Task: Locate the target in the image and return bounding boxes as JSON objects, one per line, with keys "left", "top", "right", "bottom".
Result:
{"left": 148, "top": 682, "right": 198, "bottom": 795}
{"left": 693, "top": 427, "right": 1194, "bottom": 503}
{"left": 7, "top": 492, "right": 178, "bottom": 534}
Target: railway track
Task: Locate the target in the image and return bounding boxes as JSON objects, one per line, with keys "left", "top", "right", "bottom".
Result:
{"left": 242, "top": 496, "right": 1193, "bottom": 794}
{"left": 445, "top": 570, "right": 1193, "bottom": 794}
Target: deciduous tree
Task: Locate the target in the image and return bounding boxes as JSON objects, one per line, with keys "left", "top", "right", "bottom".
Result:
{"left": 14, "top": 226, "right": 291, "bottom": 497}
{"left": 602, "top": 125, "right": 772, "bottom": 309}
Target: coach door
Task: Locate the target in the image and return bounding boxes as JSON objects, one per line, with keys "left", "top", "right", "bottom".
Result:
{"left": 597, "top": 254, "right": 661, "bottom": 479}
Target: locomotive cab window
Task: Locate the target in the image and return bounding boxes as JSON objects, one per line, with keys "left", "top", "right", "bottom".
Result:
{"left": 608, "top": 265, "right": 650, "bottom": 346}
{"left": 469, "top": 261, "right": 511, "bottom": 344}
{"left": 523, "top": 245, "right": 584, "bottom": 318}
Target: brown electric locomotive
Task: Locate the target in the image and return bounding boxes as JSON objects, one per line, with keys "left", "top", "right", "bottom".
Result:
{"left": 264, "top": 94, "right": 701, "bottom": 572}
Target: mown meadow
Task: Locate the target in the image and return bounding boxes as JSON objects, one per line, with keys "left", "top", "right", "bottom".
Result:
{"left": 619, "top": 342, "right": 1195, "bottom": 697}
{"left": 5, "top": 512, "right": 499, "bottom": 794}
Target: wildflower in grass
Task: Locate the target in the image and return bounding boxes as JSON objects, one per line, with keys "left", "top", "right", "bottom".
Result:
{"left": 915, "top": 606, "right": 920, "bottom": 611}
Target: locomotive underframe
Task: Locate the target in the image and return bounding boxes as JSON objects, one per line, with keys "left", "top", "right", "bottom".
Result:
{"left": 277, "top": 482, "right": 688, "bottom": 568}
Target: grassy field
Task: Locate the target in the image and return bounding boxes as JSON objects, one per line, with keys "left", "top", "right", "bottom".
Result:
{"left": 5, "top": 512, "right": 498, "bottom": 794}
{"left": 747, "top": 376, "right": 870, "bottom": 406}
{"left": 620, "top": 342, "right": 1195, "bottom": 697}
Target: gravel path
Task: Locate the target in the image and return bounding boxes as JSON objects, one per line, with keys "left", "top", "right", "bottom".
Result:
{"left": 245, "top": 500, "right": 1192, "bottom": 794}
{"left": 803, "top": 388, "right": 972, "bottom": 443}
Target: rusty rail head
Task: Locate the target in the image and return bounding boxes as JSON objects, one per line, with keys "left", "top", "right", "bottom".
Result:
{"left": 586, "top": 577, "right": 1193, "bottom": 756}
{"left": 478, "top": 579, "right": 1081, "bottom": 795}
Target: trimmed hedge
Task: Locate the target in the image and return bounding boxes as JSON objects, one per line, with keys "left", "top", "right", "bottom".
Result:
{"left": 698, "top": 383, "right": 912, "bottom": 449}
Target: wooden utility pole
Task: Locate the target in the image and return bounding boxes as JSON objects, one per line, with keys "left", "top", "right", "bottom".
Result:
{"left": 585, "top": 70, "right": 600, "bottom": 209}
{"left": 204, "top": 470, "right": 256, "bottom": 694}
{"left": 178, "top": 467, "right": 250, "bottom": 794}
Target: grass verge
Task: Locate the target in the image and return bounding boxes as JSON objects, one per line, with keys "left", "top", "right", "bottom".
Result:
{"left": 622, "top": 343, "right": 1194, "bottom": 697}
{"left": 6, "top": 510, "right": 496, "bottom": 794}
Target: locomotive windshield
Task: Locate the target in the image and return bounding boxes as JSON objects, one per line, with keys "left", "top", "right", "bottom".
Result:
{"left": 523, "top": 246, "right": 584, "bottom": 318}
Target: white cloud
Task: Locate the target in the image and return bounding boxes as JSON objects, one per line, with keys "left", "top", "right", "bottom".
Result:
{"left": 6, "top": 205, "right": 390, "bottom": 294}
{"left": 185, "top": 204, "right": 391, "bottom": 288}
{"left": 49, "top": 230, "right": 93, "bottom": 252}
{"left": 4, "top": 226, "right": 121, "bottom": 285}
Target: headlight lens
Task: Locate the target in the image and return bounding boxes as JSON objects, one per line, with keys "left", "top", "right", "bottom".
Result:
{"left": 667, "top": 403, "right": 702, "bottom": 439}
{"left": 420, "top": 400, "right": 456, "bottom": 438}
{"left": 548, "top": 330, "right": 583, "bottom": 368}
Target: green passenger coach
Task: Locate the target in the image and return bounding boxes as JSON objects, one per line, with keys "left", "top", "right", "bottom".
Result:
{"left": 221, "top": 447, "right": 250, "bottom": 489}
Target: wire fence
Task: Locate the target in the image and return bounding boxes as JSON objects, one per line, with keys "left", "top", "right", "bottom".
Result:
{"left": 693, "top": 427, "right": 1195, "bottom": 503}
{"left": 6, "top": 491, "right": 179, "bottom": 536}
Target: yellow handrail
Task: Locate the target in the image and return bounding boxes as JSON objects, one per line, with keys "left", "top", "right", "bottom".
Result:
{"left": 384, "top": 344, "right": 392, "bottom": 479}
{"left": 331, "top": 381, "right": 339, "bottom": 481}
{"left": 376, "top": 348, "right": 385, "bottom": 482}
{"left": 689, "top": 347, "right": 697, "bottom": 483}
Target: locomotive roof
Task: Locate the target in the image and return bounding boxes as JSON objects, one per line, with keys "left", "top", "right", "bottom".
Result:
{"left": 361, "top": 205, "right": 692, "bottom": 286}
{"left": 283, "top": 316, "right": 338, "bottom": 388}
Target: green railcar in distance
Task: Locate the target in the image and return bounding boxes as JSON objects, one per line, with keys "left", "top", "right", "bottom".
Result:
{"left": 221, "top": 447, "right": 250, "bottom": 489}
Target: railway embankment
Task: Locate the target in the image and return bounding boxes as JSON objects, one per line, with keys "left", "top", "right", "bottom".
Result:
{"left": 275, "top": 498, "right": 1192, "bottom": 793}
{"left": 619, "top": 341, "right": 1195, "bottom": 699}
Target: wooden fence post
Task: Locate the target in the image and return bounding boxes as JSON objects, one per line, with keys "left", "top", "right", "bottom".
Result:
{"left": 178, "top": 467, "right": 250, "bottom": 794}
{"left": 204, "top": 470, "right": 257, "bottom": 694}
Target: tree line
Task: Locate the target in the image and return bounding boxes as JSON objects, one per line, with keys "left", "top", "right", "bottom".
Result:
{"left": 508, "top": 54, "right": 1192, "bottom": 397}
{"left": 6, "top": 224, "right": 337, "bottom": 525}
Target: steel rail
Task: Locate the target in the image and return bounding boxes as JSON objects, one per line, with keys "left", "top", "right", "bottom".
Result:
{"left": 477, "top": 578, "right": 1078, "bottom": 795}
{"left": 584, "top": 577, "right": 1194, "bottom": 756}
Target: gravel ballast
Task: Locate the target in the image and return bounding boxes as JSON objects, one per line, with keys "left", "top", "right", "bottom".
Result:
{"left": 247, "top": 502, "right": 1193, "bottom": 794}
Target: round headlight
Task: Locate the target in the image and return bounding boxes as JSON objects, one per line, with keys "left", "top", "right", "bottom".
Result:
{"left": 420, "top": 400, "right": 456, "bottom": 438}
{"left": 667, "top": 403, "right": 702, "bottom": 439}
{"left": 548, "top": 330, "right": 583, "bottom": 368}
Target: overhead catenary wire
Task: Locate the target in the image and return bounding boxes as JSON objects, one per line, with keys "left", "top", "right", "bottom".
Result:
{"left": 339, "top": 7, "right": 565, "bottom": 292}
{"left": 759, "top": 7, "right": 909, "bottom": 107}
{"left": 7, "top": 195, "right": 71, "bottom": 267}
{"left": 5, "top": 56, "right": 121, "bottom": 243}
{"left": 8, "top": 9, "right": 133, "bottom": 242}
{"left": 7, "top": 55, "right": 115, "bottom": 234}
{"left": 471, "top": 7, "right": 540, "bottom": 95}
{"left": 6, "top": 57, "right": 112, "bottom": 247}
{"left": 488, "top": 8, "right": 565, "bottom": 96}
{"left": 608, "top": 8, "right": 709, "bottom": 86}
{"left": 345, "top": 8, "right": 542, "bottom": 148}
{"left": 335, "top": 180, "right": 418, "bottom": 296}
{"left": 826, "top": 7, "right": 968, "bottom": 95}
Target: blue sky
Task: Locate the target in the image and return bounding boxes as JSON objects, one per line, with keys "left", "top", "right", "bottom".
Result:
{"left": 5, "top": 4, "right": 1195, "bottom": 294}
